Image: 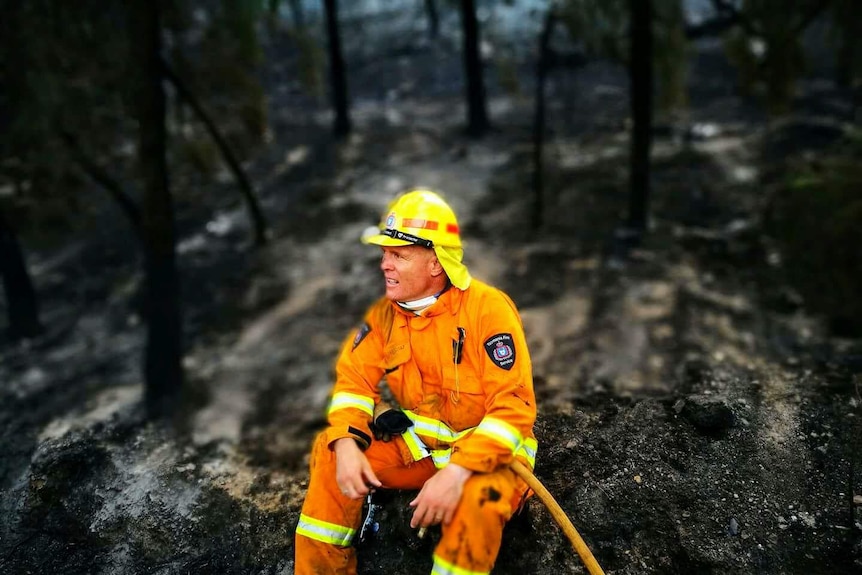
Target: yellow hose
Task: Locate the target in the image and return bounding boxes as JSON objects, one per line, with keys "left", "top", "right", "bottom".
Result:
{"left": 510, "top": 459, "right": 606, "bottom": 575}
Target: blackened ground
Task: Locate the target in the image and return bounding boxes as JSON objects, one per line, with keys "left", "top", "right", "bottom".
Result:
{"left": 1, "top": 10, "right": 861, "bottom": 575}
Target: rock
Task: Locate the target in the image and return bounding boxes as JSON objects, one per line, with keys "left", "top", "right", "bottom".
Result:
{"left": 680, "top": 394, "right": 736, "bottom": 436}
{"left": 728, "top": 517, "right": 739, "bottom": 536}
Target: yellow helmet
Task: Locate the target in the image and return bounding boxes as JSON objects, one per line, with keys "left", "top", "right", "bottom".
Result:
{"left": 362, "top": 188, "right": 471, "bottom": 289}
{"left": 362, "top": 188, "right": 462, "bottom": 249}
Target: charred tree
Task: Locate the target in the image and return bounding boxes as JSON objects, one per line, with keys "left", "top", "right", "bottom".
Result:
{"left": 626, "top": 0, "right": 654, "bottom": 236}
{"left": 161, "top": 59, "right": 269, "bottom": 246}
{"left": 425, "top": 0, "right": 439, "bottom": 40}
{"left": 0, "top": 4, "right": 40, "bottom": 340}
{"left": 323, "top": 0, "right": 351, "bottom": 138}
{"left": 459, "top": 0, "right": 489, "bottom": 138}
{"left": 131, "top": 0, "right": 184, "bottom": 419}
{"left": 289, "top": 0, "right": 305, "bottom": 29}
{"left": 832, "top": 0, "right": 862, "bottom": 91}
{"left": 531, "top": 10, "right": 557, "bottom": 232}
{"left": 0, "top": 205, "right": 42, "bottom": 340}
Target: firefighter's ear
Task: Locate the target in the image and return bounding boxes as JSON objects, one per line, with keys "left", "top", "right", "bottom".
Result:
{"left": 429, "top": 253, "right": 445, "bottom": 277}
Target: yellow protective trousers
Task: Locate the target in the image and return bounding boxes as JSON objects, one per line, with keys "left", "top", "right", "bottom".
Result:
{"left": 295, "top": 432, "right": 530, "bottom": 575}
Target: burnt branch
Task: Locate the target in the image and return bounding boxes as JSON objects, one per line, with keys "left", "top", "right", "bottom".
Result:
{"left": 57, "top": 128, "right": 142, "bottom": 237}
{"left": 160, "top": 58, "right": 269, "bottom": 247}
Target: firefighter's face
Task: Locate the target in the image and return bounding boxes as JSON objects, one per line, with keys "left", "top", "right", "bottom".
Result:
{"left": 379, "top": 246, "right": 443, "bottom": 302}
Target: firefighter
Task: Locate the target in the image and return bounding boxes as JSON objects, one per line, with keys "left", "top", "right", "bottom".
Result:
{"left": 295, "top": 188, "right": 538, "bottom": 575}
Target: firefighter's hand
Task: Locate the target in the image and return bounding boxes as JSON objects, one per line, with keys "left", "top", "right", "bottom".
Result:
{"left": 370, "top": 402, "right": 413, "bottom": 442}
{"left": 408, "top": 463, "right": 473, "bottom": 528}
{"left": 333, "top": 438, "right": 382, "bottom": 500}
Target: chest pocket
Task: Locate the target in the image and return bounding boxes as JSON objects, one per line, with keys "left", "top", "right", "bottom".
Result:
{"left": 378, "top": 305, "right": 407, "bottom": 370}
{"left": 383, "top": 339, "right": 411, "bottom": 372}
{"left": 441, "top": 360, "right": 485, "bottom": 431}
{"left": 381, "top": 336, "right": 411, "bottom": 387}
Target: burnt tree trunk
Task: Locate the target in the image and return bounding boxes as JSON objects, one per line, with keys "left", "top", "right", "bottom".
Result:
{"left": 0, "top": 3, "right": 40, "bottom": 340}
{"left": 288, "top": 0, "right": 305, "bottom": 29}
{"left": 0, "top": 205, "right": 42, "bottom": 340}
{"left": 131, "top": 0, "right": 184, "bottom": 419}
{"left": 425, "top": 0, "right": 439, "bottom": 40}
{"left": 531, "top": 10, "right": 556, "bottom": 232}
{"left": 323, "top": 0, "right": 351, "bottom": 138}
{"left": 459, "top": 0, "right": 489, "bottom": 138}
{"left": 627, "top": 0, "right": 654, "bottom": 235}
{"left": 162, "top": 59, "right": 269, "bottom": 246}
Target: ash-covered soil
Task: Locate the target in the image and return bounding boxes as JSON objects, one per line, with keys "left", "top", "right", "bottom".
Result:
{"left": 1, "top": 9, "right": 861, "bottom": 575}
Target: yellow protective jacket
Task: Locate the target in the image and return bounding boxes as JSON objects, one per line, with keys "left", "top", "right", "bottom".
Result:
{"left": 323, "top": 279, "right": 537, "bottom": 473}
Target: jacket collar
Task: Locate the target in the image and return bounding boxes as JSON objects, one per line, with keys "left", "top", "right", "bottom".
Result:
{"left": 391, "top": 283, "right": 464, "bottom": 319}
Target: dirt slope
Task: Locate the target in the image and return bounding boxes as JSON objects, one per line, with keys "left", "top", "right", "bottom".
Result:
{"left": 1, "top": 16, "right": 861, "bottom": 575}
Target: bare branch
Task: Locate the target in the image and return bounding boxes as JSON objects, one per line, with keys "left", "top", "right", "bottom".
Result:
{"left": 791, "top": 0, "right": 831, "bottom": 38}
{"left": 161, "top": 58, "right": 269, "bottom": 246}
{"left": 707, "top": 0, "right": 762, "bottom": 37}
{"left": 57, "top": 128, "right": 143, "bottom": 237}
{"left": 685, "top": 13, "right": 740, "bottom": 39}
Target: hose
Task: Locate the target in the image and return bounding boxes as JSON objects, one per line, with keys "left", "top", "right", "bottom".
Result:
{"left": 510, "top": 459, "right": 605, "bottom": 575}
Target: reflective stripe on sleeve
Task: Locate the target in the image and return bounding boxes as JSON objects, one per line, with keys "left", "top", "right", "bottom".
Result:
{"left": 432, "top": 553, "right": 490, "bottom": 575}
{"left": 403, "top": 410, "right": 473, "bottom": 443}
{"left": 402, "top": 410, "right": 475, "bottom": 468}
{"left": 327, "top": 392, "right": 374, "bottom": 417}
{"left": 400, "top": 411, "right": 537, "bottom": 470}
{"left": 474, "top": 417, "right": 523, "bottom": 453}
{"left": 516, "top": 437, "right": 538, "bottom": 468}
{"left": 403, "top": 426, "right": 456, "bottom": 469}
{"left": 401, "top": 425, "right": 430, "bottom": 462}
{"left": 429, "top": 449, "right": 451, "bottom": 468}
{"left": 295, "top": 513, "right": 355, "bottom": 547}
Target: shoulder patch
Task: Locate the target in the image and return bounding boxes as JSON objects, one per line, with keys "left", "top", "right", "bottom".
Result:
{"left": 484, "top": 333, "right": 516, "bottom": 370}
{"left": 352, "top": 322, "right": 372, "bottom": 351}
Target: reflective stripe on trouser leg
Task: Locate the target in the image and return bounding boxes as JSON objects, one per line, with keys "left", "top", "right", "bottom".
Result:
{"left": 432, "top": 466, "right": 528, "bottom": 575}
{"left": 294, "top": 433, "right": 364, "bottom": 575}
{"left": 295, "top": 433, "right": 433, "bottom": 574}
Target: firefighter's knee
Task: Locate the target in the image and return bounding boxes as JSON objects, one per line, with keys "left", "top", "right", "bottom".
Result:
{"left": 459, "top": 472, "right": 514, "bottom": 523}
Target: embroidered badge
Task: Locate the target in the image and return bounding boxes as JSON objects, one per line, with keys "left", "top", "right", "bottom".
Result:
{"left": 352, "top": 322, "right": 371, "bottom": 351}
{"left": 484, "top": 333, "right": 516, "bottom": 370}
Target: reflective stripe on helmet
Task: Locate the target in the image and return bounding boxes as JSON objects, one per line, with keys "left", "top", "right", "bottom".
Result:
{"left": 399, "top": 218, "right": 460, "bottom": 235}
{"left": 401, "top": 218, "right": 438, "bottom": 230}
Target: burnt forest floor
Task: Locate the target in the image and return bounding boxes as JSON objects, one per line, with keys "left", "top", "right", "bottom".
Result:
{"left": 2, "top": 15, "right": 862, "bottom": 575}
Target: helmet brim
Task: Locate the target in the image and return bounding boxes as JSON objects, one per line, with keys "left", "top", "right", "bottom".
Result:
{"left": 360, "top": 226, "right": 414, "bottom": 247}
{"left": 361, "top": 233, "right": 414, "bottom": 247}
